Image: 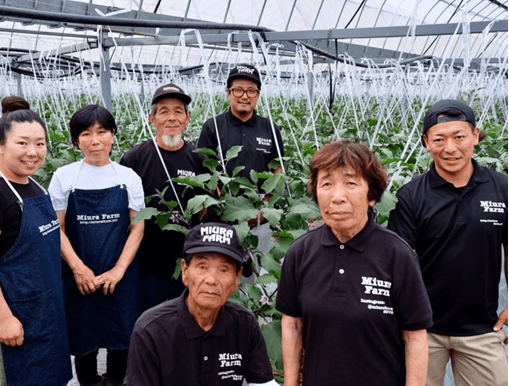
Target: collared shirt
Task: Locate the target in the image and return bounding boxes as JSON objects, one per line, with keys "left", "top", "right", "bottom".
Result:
{"left": 388, "top": 159, "right": 508, "bottom": 336}
{"left": 276, "top": 216, "right": 432, "bottom": 386}
{"left": 198, "top": 109, "right": 284, "bottom": 189}
{"left": 127, "top": 290, "right": 275, "bottom": 386}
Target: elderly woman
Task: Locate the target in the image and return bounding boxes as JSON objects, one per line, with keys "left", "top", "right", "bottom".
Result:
{"left": 276, "top": 140, "right": 433, "bottom": 386}
{"left": 48, "top": 105, "right": 145, "bottom": 386}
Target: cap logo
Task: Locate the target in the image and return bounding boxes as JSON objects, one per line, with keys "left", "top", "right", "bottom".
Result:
{"left": 236, "top": 66, "right": 255, "bottom": 75}
{"left": 200, "top": 226, "right": 234, "bottom": 245}
{"left": 163, "top": 86, "right": 180, "bottom": 91}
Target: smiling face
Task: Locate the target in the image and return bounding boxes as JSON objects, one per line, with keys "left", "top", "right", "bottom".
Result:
{"left": 182, "top": 252, "right": 241, "bottom": 315}
{"left": 77, "top": 121, "right": 115, "bottom": 166}
{"left": 227, "top": 78, "right": 260, "bottom": 121}
{"left": 423, "top": 120, "right": 479, "bottom": 186}
{"left": 316, "top": 166, "right": 375, "bottom": 243}
{"left": 0, "top": 121, "right": 47, "bottom": 184}
{"left": 149, "top": 97, "right": 190, "bottom": 149}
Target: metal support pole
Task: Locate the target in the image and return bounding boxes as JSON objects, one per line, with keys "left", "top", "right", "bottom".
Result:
{"left": 16, "top": 72, "right": 23, "bottom": 96}
{"left": 100, "top": 30, "right": 112, "bottom": 111}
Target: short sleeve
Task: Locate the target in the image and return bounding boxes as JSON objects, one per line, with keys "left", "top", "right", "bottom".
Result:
{"left": 391, "top": 249, "right": 433, "bottom": 331}
{"left": 275, "top": 245, "right": 302, "bottom": 317}
{"left": 48, "top": 170, "right": 69, "bottom": 212}
{"left": 244, "top": 314, "right": 276, "bottom": 384}
{"left": 387, "top": 189, "right": 418, "bottom": 249}
{"left": 126, "top": 324, "right": 162, "bottom": 386}
{"left": 126, "top": 170, "right": 145, "bottom": 212}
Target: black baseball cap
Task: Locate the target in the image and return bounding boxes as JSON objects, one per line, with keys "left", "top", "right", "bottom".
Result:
{"left": 422, "top": 99, "right": 476, "bottom": 146}
{"left": 227, "top": 64, "right": 261, "bottom": 88}
{"left": 151, "top": 83, "right": 192, "bottom": 105}
{"left": 183, "top": 223, "right": 244, "bottom": 264}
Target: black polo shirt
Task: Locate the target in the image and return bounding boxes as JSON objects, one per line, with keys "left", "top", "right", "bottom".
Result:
{"left": 127, "top": 290, "right": 274, "bottom": 386}
{"left": 388, "top": 159, "right": 508, "bottom": 336}
{"left": 120, "top": 140, "right": 209, "bottom": 275}
{"left": 198, "top": 109, "right": 284, "bottom": 189}
{"left": 276, "top": 216, "right": 432, "bottom": 386}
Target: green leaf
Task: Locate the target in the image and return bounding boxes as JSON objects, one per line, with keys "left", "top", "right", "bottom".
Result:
{"left": 132, "top": 207, "right": 160, "bottom": 224}
{"left": 374, "top": 191, "right": 398, "bottom": 218}
{"left": 233, "top": 222, "right": 250, "bottom": 243}
{"left": 260, "top": 252, "right": 281, "bottom": 272}
{"left": 256, "top": 273, "right": 278, "bottom": 285}
{"left": 232, "top": 165, "right": 245, "bottom": 177}
{"left": 203, "top": 158, "right": 220, "bottom": 173}
{"left": 261, "top": 173, "right": 285, "bottom": 195}
{"left": 184, "top": 195, "right": 218, "bottom": 217}
{"left": 161, "top": 224, "right": 189, "bottom": 235}
{"left": 222, "top": 196, "right": 259, "bottom": 222}
{"left": 261, "top": 207, "right": 283, "bottom": 227}
{"left": 260, "top": 320, "right": 283, "bottom": 372}
{"left": 172, "top": 176, "right": 204, "bottom": 189}
{"left": 225, "top": 145, "right": 243, "bottom": 162}
{"left": 193, "top": 147, "right": 217, "bottom": 157}
{"left": 249, "top": 169, "right": 259, "bottom": 184}
{"left": 172, "top": 258, "right": 182, "bottom": 280}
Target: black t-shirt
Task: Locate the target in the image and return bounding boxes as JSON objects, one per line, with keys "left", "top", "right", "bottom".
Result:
{"left": 127, "top": 290, "right": 275, "bottom": 386}
{"left": 120, "top": 140, "right": 209, "bottom": 275}
{"left": 388, "top": 159, "right": 508, "bottom": 336}
{"left": 276, "top": 217, "right": 432, "bottom": 386}
{"left": 0, "top": 179, "right": 43, "bottom": 257}
{"left": 198, "top": 109, "right": 284, "bottom": 190}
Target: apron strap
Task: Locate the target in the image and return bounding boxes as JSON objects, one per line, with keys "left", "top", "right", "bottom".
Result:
{"left": 71, "top": 160, "right": 86, "bottom": 192}
{"left": 0, "top": 169, "right": 24, "bottom": 208}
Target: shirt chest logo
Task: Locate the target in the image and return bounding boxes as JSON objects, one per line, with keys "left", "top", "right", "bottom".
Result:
{"left": 219, "top": 352, "right": 243, "bottom": 368}
{"left": 479, "top": 200, "right": 506, "bottom": 213}
{"left": 256, "top": 137, "right": 271, "bottom": 147}
{"left": 177, "top": 169, "right": 196, "bottom": 177}
{"left": 361, "top": 276, "right": 392, "bottom": 297}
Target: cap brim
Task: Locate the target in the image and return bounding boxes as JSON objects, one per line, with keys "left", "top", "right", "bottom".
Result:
{"left": 185, "top": 245, "right": 243, "bottom": 264}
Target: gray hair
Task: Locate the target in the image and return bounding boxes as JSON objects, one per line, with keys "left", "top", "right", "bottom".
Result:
{"left": 150, "top": 99, "right": 189, "bottom": 118}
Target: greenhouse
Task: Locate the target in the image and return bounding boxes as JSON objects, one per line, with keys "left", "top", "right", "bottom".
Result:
{"left": 0, "top": 0, "right": 507, "bottom": 385}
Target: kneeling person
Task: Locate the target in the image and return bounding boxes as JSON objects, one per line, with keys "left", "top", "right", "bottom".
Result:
{"left": 126, "top": 223, "right": 277, "bottom": 386}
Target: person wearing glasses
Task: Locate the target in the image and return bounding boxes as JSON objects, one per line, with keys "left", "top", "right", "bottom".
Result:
{"left": 198, "top": 64, "right": 284, "bottom": 186}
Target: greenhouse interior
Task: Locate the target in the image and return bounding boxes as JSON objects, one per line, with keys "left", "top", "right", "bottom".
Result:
{"left": 0, "top": 0, "right": 507, "bottom": 385}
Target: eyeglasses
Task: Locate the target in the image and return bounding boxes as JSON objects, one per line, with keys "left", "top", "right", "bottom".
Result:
{"left": 228, "top": 87, "right": 259, "bottom": 98}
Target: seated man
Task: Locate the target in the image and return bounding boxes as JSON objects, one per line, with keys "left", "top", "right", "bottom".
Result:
{"left": 126, "top": 222, "right": 278, "bottom": 386}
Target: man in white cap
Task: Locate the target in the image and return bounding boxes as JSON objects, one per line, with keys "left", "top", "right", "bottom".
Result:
{"left": 388, "top": 99, "right": 507, "bottom": 386}
{"left": 126, "top": 222, "right": 278, "bottom": 386}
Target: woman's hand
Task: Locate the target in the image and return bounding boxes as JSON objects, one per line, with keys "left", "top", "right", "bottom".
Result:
{"left": 97, "top": 266, "right": 126, "bottom": 295}
{"left": 0, "top": 315, "right": 24, "bottom": 346}
{"left": 72, "top": 264, "right": 101, "bottom": 295}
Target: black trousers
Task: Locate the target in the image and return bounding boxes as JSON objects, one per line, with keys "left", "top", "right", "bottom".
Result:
{"left": 75, "top": 349, "right": 128, "bottom": 384}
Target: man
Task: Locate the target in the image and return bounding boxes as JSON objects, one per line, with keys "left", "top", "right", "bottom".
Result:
{"left": 388, "top": 99, "right": 508, "bottom": 386}
{"left": 120, "top": 84, "right": 209, "bottom": 311}
{"left": 198, "top": 64, "right": 284, "bottom": 186}
{"left": 126, "top": 222, "right": 278, "bottom": 386}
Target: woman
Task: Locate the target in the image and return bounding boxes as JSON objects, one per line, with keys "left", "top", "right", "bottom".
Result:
{"left": 275, "top": 140, "right": 433, "bottom": 386}
{"left": 48, "top": 105, "right": 145, "bottom": 386}
{"left": 0, "top": 96, "right": 72, "bottom": 386}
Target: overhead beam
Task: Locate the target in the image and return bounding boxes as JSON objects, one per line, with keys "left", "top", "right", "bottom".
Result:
{"left": 15, "top": 40, "right": 98, "bottom": 63}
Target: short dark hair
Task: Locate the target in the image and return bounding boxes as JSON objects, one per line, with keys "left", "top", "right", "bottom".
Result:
{"left": 184, "top": 252, "right": 242, "bottom": 274}
{"left": 70, "top": 105, "right": 117, "bottom": 145}
{"left": 0, "top": 96, "right": 47, "bottom": 144}
{"left": 308, "top": 140, "right": 388, "bottom": 204}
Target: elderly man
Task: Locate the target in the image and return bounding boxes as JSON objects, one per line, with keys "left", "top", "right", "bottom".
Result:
{"left": 198, "top": 64, "right": 284, "bottom": 185}
{"left": 388, "top": 100, "right": 508, "bottom": 386}
{"left": 120, "top": 84, "right": 209, "bottom": 311}
{"left": 126, "top": 222, "right": 278, "bottom": 386}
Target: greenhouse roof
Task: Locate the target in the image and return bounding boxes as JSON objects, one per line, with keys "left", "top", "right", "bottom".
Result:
{"left": 0, "top": 0, "right": 507, "bottom": 73}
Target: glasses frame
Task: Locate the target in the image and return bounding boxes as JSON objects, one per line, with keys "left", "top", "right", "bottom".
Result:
{"left": 228, "top": 87, "right": 260, "bottom": 98}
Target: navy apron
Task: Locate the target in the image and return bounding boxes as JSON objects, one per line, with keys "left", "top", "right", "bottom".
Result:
{"left": 0, "top": 174, "right": 72, "bottom": 386}
{"left": 63, "top": 161, "right": 140, "bottom": 356}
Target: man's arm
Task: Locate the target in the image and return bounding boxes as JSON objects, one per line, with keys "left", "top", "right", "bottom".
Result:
{"left": 402, "top": 329, "right": 428, "bottom": 386}
{"left": 281, "top": 314, "right": 303, "bottom": 386}
{"left": 493, "top": 244, "right": 508, "bottom": 344}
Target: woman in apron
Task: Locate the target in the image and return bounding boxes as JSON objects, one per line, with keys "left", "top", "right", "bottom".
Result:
{"left": 48, "top": 105, "right": 145, "bottom": 386}
{"left": 0, "top": 96, "right": 72, "bottom": 386}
